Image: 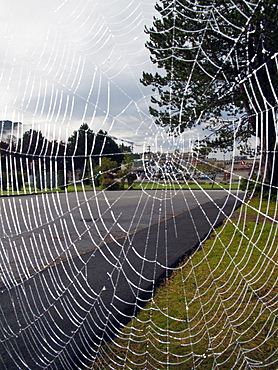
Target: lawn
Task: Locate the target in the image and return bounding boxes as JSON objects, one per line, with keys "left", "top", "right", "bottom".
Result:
{"left": 131, "top": 181, "right": 239, "bottom": 191}
{"left": 0, "top": 180, "right": 240, "bottom": 196}
{"left": 93, "top": 197, "right": 278, "bottom": 369}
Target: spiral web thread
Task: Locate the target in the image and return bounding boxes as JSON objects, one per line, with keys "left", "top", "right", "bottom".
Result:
{"left": 0, "top": 1, "right": 277, "bottom": 369}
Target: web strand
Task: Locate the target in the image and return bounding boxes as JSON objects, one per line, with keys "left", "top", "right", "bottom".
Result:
{"left": 0, "top": 1, "right": 277, "bottom": 369}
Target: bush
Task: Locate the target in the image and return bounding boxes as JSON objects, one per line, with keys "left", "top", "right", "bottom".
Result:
{"left": 13, "top": 172, "right": 23, "bottom": 192}
{"left": 92, "top": 174, "right": 101, "bottom": 188}
{"left": 127, "top": 173, "right": 137, "bottom": 188}
{"left": 1, "top": 172, "right": 7, "bottom": 191}
{"left": 58, "top": 170, "right": 68, "bottom": 190}
{"left": 240, "top": 175, "right": 275, "bottom": 199}
{"left": 83, "top": 175, "right": 91, "bottom": 186}
{"left": 101, "top": 177, "right": 120, "bottom": 190}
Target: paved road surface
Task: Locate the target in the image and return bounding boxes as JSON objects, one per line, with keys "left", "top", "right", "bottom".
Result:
{"left": 0, "top": 188, "right": 242, "bottom": 285}
{"left": 0, "top": 189, "right": 243, "bottom": 369}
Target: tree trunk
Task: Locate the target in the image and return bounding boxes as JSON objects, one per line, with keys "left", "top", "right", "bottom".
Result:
{"left": 251, "top": 53, "right": 278, "bottom": 195}
{"left": 259, "top": 109, "right": 278, "bottom": 194}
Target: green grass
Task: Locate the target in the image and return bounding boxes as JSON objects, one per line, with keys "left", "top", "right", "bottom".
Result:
{"left": 93, "top": 198, "right": 278, "bottom": 369}
{"left": 0, "top": 184, "right": 93, "bottom": 196}
{"left": 0, "top": 181, "right": 239, "bottom": 196}
{"left": 131, "top": 181, "right": 239, "bottom": 191}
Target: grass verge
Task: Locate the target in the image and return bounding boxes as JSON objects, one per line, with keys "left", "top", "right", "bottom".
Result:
{"left": 93, "top": 197, "right": 278, "bottom": 369}
{"left": 0, "top": 181, "right": 239, "bottom": 196}
{"left": 131, "top": 181, "right": 239, "bottom": 191}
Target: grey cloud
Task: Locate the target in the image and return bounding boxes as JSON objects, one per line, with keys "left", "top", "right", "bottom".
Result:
{"left": 1, "top": 0, "right": 184, "bottom": 152}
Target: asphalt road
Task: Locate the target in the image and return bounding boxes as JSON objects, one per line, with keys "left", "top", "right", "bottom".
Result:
{"left": 0, "top": 189, "right": 243, "bottom": 369}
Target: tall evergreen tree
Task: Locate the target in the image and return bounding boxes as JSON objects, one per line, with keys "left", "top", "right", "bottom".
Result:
{"left": 20, "top": 129, "right": 46, "bottom": 156}
{"left": 141, "top": 0, "right": 278, "bottom": 189}
{"left": 16, "top": 129, "right": 66, "bottom": 190}
{"left": 67, "top": 123, "right": 124, "bottom": 175}
{"left": 67, "top": 123, "right": 95, "bottom": 173}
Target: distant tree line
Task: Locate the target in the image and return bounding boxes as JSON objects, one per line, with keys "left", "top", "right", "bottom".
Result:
{"left": 0, "top": 122, "right": 131, "bottom": 192}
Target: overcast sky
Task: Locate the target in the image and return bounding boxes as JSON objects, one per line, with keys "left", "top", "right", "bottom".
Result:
{"left": 0, "top": 0, "right": 198, "bottom": 153}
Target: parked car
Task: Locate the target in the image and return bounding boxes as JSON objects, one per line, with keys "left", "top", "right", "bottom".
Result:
{"left": 198, "top": 174, "right": 211, "bottom": 180}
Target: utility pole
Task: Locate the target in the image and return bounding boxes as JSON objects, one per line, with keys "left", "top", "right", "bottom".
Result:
{"left": 147, "top": 145, "right": 151, "bottom": 160}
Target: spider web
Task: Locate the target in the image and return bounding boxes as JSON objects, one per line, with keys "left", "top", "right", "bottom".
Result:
{"left": 0, "top": 1, "right": 277, "bottom": 369}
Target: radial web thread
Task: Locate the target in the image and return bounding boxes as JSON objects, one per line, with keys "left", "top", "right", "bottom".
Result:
{"left": 0, "top": 1, "right": 277, "bottom": 369}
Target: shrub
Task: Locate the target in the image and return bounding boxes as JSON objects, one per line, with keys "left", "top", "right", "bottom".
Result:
{"left": 127, "top": 173, "right": 137, "bottom": 188}
{"left": 83, "top": 175, "right": 91, "bottom": 186}
{"left": 1, "top": 172, "right": 7, "bottom": 191}
{"left": 101, "top": 177, "right": 120, "bottom": 190}
{"left": 13, "top": 172, "right": 23, "bottom": 192}
{"left": 58, "top": 170, "right": 68, "bottom": 190}
{"left": 240, "top": 175, "right": 275, "bottom": 199}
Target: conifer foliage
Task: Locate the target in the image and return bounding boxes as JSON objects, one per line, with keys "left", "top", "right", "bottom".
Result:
{"left": 141, "top": 0, "right": 278, "bottom": 188}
